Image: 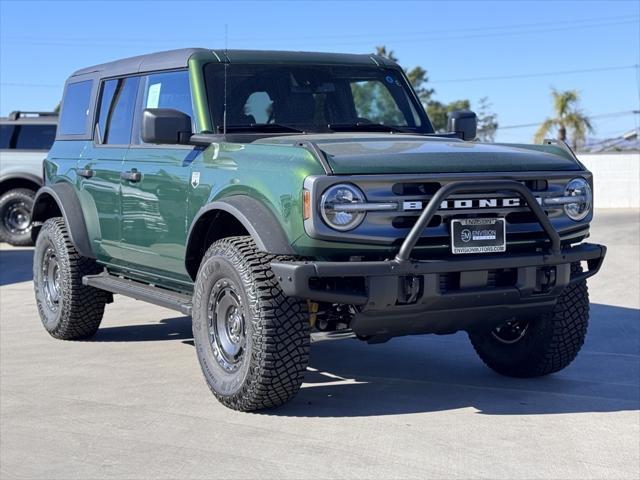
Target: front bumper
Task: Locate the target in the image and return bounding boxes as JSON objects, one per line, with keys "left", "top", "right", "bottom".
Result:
{"left": 272, "top": 179, "right": 606, "bottom": 339}
{"left": 271, "top": 242, "right": 606, "bottom": 337}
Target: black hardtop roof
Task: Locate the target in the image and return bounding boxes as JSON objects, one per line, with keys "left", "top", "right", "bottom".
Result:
{"left": 69, "top": 48, "right": 398, "bottom": 79}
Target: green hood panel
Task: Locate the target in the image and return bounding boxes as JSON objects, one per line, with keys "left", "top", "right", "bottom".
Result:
{"left": 258, "top": 134, "right": 582, "bottom": 174}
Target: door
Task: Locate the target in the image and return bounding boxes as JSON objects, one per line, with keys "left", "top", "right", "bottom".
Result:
{"left": 78, "top": 76, "right": 139, "bottom": 264}
{"left": 120, "top": 70, "right": 196, "bottom": 282}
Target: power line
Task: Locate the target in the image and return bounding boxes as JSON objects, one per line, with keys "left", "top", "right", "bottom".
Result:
{"left": 1, "top": 17, "right": 637, "bottom": 48}
{"left": 431, "top": 65, "right": 639, "bottom": 84}
{"left": 499, "top": 110, "right": 640, "bottom": 130}
{"left": 319, "top": 18, "right": 640, "bottom": 46}
{"left": 2, "top": 14, "right": 635, "bottom": 45}
{"left": 261, "top": 14, "right": 639, "bottom": 41}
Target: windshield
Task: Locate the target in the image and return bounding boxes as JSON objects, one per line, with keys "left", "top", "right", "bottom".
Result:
{"left": 204, "top": 63, "right": 433, "bottom": 134}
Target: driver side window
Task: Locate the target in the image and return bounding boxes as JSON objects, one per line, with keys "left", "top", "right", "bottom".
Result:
{"left": 139, "top": 70, "right": 194, "bottom": 140}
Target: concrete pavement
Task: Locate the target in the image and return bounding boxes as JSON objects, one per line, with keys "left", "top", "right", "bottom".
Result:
{"left": 1, "top": 210, "right": 638, "bottom": 479}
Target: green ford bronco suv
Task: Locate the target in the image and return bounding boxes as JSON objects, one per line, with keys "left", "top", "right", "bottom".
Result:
{"left": 32, "top": 48, "right": 606, "bottom": 411}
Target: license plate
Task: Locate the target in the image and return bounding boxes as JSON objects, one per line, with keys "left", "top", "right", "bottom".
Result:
{"left": 450, "top": 218, "right": 506, "bottom": 254}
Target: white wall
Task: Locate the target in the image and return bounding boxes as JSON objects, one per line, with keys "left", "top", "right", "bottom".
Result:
{"left": 577, "top": 152, "right": 640, "bottom": 208}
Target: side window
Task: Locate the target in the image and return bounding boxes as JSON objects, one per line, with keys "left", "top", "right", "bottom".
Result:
{"left": 142, "top": 70, "right": 193, "bottom": 120}
{"left": 0, "top": 125, "right": 15, "bottom": 148}
{"left": 59, "top": 80, "right": 93, "bottom": 135}
{"left": 96, "top": 76, "right": 139, "bottom": 145}
{"left": 15, "top": 124, "right": 57, "bottom": 150}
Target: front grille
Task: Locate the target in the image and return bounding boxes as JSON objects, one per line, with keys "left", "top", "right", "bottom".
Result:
{"left": 523, "top": 179, "right": 549, "bottom": 192}
{"left": 392, "top": 215, "right": 442, "bottom": 229}
{"left": 387, "top": 178, "right": 555, "bottom": 233}
{"left": 392, "top": 182, "right": 441, "bottom": 196}
{"left": 304, "top": 173, "right": 583, "bottom": 247}
{"left": 506, "top": 211, "right": 543, "bottom": 224}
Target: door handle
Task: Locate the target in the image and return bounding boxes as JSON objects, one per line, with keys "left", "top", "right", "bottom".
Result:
{"left": 77, "top": 168, "right": 94, "bottom": 178}
{"left": 121, "top": 170, "right": 142, "bottom": 182}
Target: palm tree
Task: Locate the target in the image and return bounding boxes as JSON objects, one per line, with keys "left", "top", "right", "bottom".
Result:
{"left": 534, "top": 89, "right": 593, "bottom": 150}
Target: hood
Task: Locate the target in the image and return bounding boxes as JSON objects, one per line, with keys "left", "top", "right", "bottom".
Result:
{"left": 257, "top": 134, "right": 582, "bottom": 174}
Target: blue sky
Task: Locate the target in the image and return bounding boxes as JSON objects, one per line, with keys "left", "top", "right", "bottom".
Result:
{"left": 1, "top": 0, "right": 638, "bottom": 143}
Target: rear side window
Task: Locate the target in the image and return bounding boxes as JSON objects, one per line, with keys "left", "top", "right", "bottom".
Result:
{"left": 0, "top": 125, "right": 14, "bottom": 148}
{"left": 59, "top": 80, "right": 93, "bottom": 135}
{"left": 97, "top": 76, "right": 139, "bottom": 145}
{"left": 15, "top": 124, "right": 57, "bottom": 150}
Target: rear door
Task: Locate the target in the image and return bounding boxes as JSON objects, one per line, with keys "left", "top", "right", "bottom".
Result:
{"left": 120, "top": 70, "right": 196, "bottom": 283}
{"left": 79, "top": 76, "right": 139, "bottom": 264}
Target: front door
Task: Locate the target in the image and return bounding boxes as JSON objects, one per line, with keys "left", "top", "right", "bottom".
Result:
{"left": 119, "top": 70, "right": 196, "bottom": 284}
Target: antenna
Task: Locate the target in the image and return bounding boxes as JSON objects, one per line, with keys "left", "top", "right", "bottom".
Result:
{"left": 223, "top": 24, "right": 228, "bottom": 136}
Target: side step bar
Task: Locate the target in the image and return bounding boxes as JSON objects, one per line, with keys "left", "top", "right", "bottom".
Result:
{"left": 83, "top": 273, "right": 192, "bottom": 315}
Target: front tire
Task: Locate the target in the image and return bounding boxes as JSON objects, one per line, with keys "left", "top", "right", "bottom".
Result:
{"left": 33, "top": 217, "right": 109, "bottom": 340}
{"left": 0, "top": 188, "right": 35, "bottom": 246}
{"left": 469, "top": 265, "right": 589, "bottom": 377}
{"left": 192, "top": 236, "right": 310, "bottom": 411}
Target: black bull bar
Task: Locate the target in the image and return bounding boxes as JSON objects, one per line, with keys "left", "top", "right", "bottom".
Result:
{"left": 271, "top": 180, "right": 606, "bottom": 337}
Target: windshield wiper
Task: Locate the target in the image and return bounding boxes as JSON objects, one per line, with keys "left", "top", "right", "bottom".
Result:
{"left": 217, "top": 123, "right": 304, "bottom": 133}
{"left": 327, "top": 122, "right": 414, "bottom": 133}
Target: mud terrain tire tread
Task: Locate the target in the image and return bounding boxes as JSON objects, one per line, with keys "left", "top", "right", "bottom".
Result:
{"left": 192, "top": 236, "right": 310, "bottom": 411}
{"left": 469, "top": 264, "right": 589, "bottom": 377}
{"left": 33, "top": 217, "right": 108, "bottom": 340}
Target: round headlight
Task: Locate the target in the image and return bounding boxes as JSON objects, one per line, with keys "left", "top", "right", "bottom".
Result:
{"left": 564, "top": 178, "right": 592, "bottom": 221}
{"left": 320, "top": 184, "right": 366, "bottom": 231}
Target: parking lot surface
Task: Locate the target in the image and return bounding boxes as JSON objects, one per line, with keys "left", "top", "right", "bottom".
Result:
{"left": 1, "top": 210, "right": 638, "bottom": 479}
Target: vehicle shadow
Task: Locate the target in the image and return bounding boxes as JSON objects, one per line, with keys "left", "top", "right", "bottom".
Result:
{"left": 268, "top": 302, "right": 639, "bottom": 417}
{"left": 88, "top": 303, "right": 639, "bottom": 418}
{"left": 0, "top": 248, "right": 34, "bottom": 286}
{"left": 91, "top": 316, "right": 193, "bottom": 342}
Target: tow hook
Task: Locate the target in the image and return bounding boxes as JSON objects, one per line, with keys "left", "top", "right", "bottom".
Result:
{"left": 537, "top": 267, "right": 557, "bottom": 293}
{"left": 399, "top": 275, "right": 421, "bottom": 304}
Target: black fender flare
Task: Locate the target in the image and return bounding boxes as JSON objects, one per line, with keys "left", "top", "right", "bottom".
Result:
{"left": 185, "top": 195, "right": 295, "bottom": 278}
{"left": 31, "top": 183, "right": 95, "bottom": 258}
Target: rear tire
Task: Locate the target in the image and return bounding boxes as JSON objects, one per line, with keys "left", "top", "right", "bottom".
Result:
{"left": 192, "top": 236, "right": 310, "bottom": 411}
{"left": 469, "top": 264, "right": 589, "bottom": 377}
{"left": 0, "top": 188, "right": 35, "bottom": 246}
{"left": 33, "top": 217, "right": 109, "bottom": 340}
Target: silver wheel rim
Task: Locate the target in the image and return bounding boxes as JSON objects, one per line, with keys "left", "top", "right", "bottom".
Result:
{"left": 4, "top": 201, "right": 31, "bottom": 234}
{"left": 41, "top": 247, "right": 61, "bottom": 312}
{"left": 491, "top": 319, "right": 529, "bottom": 344}
{"left": 207, "top": 279, "right": 246, "bottom": 372}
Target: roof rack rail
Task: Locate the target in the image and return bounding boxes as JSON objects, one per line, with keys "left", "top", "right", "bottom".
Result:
{"left": 8, "top": 111, "right": 58, "bottom": 121}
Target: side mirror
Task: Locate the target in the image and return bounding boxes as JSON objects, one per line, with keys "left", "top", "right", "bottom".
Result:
{"left": 447, "top": 110, "right": 477, "bottom": 141}
{"left": 141, "top": 108, "right": 192, "bottom": 144}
